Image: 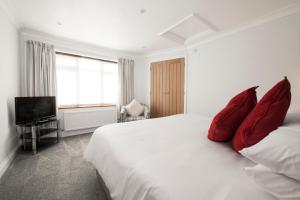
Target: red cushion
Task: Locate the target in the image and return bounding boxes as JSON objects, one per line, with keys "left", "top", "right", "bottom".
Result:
{"left": 208, "top": 87, "right": 258, "bottom": 142}
{"left": 232, "top": 77, "right": 291, "bottom": 151}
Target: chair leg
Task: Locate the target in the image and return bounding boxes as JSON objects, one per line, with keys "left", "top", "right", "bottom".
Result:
{"left": 31, "top": 126, "right": 37, "bottom": 155}
{"left": 23, "top": 131, "right": 26, "bottom": 150}
{"left": 57, "top": 121, "right": 60, "bottom": 143}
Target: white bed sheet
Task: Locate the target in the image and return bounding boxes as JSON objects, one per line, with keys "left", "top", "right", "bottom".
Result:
{"left": 84, "top": 114, "right": 275, "bottom": 200}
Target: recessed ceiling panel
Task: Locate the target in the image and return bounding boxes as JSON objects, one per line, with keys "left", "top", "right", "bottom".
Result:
{"left": 159, "top": 13, "right": 218, "bottom": 44}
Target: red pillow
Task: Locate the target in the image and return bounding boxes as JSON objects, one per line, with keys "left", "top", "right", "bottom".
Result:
{"left": 232, "top": 77, "right": 291, "bottom": 151}
{"left": 208, "top": 87, "right": 258, "bottom": 142}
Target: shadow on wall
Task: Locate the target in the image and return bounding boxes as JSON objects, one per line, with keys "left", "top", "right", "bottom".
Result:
{"left": 3, "top": 98, "right": 19, "bottom": 157}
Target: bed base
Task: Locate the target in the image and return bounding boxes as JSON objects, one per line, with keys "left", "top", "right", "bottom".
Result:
{"left": 96, "top": 170, "right": 113, "bottom": 200}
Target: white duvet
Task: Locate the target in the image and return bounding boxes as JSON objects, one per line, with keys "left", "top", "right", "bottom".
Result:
{"left": 84, "top": 114, "right": 275, "bottom": 200}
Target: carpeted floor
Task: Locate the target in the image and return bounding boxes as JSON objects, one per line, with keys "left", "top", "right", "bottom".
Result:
{"left": 0, "top": 133, "right": 107, "bottom": 200}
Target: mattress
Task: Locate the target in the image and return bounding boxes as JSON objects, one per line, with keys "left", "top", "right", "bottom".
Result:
{"left": 84, "top": 114, "right": 275, "bottom": 200}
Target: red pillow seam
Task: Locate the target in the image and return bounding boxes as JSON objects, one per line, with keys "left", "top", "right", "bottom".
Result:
{"left": 242, "top": 79, "right": 290, "bottom": 147}
{"left": 212, "top": 89, "right": 257, "bottom": 141}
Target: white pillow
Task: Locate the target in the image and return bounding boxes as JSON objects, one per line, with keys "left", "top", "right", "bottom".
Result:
{"left": 125, "top": 99, "right": 144, "bottom": 117}
{"left": 245, "top": 164, "right": 300, "bottom": 200}
{"left": 240, "top": 127, "right": 300, "bottom": 181}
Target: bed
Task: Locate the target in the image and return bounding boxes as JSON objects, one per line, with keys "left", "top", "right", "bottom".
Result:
{"left": 84, "top": 114, "right": 276, "bottom": 200}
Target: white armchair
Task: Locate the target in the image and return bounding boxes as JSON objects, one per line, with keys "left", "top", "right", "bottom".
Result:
{"left": 120, "top": 104, "right": 150, "bottom": 122}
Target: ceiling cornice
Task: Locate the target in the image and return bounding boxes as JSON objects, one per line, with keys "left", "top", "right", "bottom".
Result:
{"left": 20, "top": 28, "right": 140, "bottom": 59}
{"left": 2, "top": 0, "right": 299, "bottom": 57}
{"left": 145, "top": 46, "right": 187, "bottom": 58}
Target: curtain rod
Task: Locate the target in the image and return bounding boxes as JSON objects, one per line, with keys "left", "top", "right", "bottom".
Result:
{"left": 55, "top": 51, "right": 118, "bottom": 64}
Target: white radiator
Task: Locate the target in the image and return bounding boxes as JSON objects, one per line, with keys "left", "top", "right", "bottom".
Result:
{"left": 61, "top": 107, "right": 117, "bottom": 131}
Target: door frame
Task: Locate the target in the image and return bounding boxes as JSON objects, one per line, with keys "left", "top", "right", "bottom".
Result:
{"left": 149, "top": 56, "right": 188, "bottom": 114}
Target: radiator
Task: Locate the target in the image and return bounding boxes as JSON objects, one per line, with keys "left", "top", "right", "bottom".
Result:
{"left": 61, "top": 107, "right": 117, "bottom": 131}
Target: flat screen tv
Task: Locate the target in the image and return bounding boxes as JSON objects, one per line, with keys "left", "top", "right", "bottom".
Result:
{"left": 15, "top": 96, "right": 56, "bottom": 125}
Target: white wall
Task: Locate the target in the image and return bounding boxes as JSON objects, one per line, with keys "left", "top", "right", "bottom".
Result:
{"left": 138, "top": 12, "right": 300, "bottom": 117}
{"left": 186, "top": 12, "right": 300, "bottom": 116}
{"left": 0, "top": 8, "right": 20, "bottom": 176}
{"left": 134, "top": 56, "right": 150, "bottom": 104}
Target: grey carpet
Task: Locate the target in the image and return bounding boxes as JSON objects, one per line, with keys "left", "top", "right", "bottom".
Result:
{"left": 0, "top": 133, "right": 107, "bottom": 200}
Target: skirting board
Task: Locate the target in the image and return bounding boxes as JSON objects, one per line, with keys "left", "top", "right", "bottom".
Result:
{"left": 62, "top": 127, "right": 97, "bottom": 137}
{"left": 44, "top": 127, "right": 96, "bottom": 138}
{"left": 0, "top": 145, "right": 19, "bottom": 179}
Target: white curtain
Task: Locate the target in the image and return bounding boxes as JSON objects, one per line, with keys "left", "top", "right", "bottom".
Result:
{"left": 25, "top": 40, "right": 57, "bottom": 96}
{"left": 118, "top": 58, "right": 134, "bottom": 106}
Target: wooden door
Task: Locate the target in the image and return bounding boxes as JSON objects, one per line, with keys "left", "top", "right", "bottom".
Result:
{"left": 150, "top": 58, "right": 184, "bottom": 117}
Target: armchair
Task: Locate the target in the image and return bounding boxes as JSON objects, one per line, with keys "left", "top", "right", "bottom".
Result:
{"left": 120, "top": 104, "right": 150, "bottom": 122}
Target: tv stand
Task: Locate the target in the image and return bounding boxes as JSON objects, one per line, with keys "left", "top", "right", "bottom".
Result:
{"left": 17, "top": 118, "right": 60, "bottom": 154}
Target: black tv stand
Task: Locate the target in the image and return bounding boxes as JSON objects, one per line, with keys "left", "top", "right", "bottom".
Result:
{"left": 17, "top": 118, "right": 61, "bottom": 154}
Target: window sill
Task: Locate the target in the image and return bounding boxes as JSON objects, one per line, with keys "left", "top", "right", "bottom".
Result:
{"left": 58, "top": 104, "right": 116, "bottom": 110}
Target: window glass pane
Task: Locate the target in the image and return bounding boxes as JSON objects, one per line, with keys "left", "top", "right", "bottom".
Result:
{"left": 56, "top": 54, "right": 118, "bottom": 106}
{"left": 56, "top": 54, "right": 77, "bottom": 68}
{"left": 103, "top": 73, "right": 118, "bottom": 103}
{"left": 57, "top": 69, "right": 77, "bottom": 105}
{"left": 78, "top": 58, "right": 102, "bottom": 104}
{"left": 102, "top": 62, "right": 118, "bottom": 103}
{"left": 103, "top": 62, "right": 118, "bottom": 73}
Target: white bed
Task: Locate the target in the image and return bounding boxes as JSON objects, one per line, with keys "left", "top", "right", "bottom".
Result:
{"left": 84, "top": 114, "right": 275, "bottom": 200}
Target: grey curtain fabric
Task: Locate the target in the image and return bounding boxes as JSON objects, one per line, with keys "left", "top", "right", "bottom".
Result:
{"left": 25, "top": 40, "right": 57, "bottom": 96}
{"left": 118, "top": 58, "right": 134, "bottom": 106}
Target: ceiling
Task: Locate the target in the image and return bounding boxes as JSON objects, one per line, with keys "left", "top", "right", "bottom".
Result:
{"left": 2, "top": 0, "right": 300, "bottom": 54}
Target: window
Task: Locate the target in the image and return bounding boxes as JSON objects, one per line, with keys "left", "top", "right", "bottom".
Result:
{"left": 56, "top": 53, "right": 118, "bottom": 108}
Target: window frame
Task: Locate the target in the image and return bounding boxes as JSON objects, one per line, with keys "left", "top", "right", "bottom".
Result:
{"left": 58, "top": 103, "right": 116, "bottom": 110}
{"left": 55, "top": 52, "right": 118, "bottom": 109}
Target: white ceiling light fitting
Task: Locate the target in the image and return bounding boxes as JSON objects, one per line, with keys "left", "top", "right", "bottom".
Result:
{"left": 159, "top": 13, "right": 219, "bottom": 44}
{"left": 140, "top": 9, "right": 146, "bottom": 14}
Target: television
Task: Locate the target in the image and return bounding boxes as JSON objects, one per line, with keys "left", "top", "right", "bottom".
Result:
{"left": 15, "top": 96, "right": 56, "bottom": 125}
